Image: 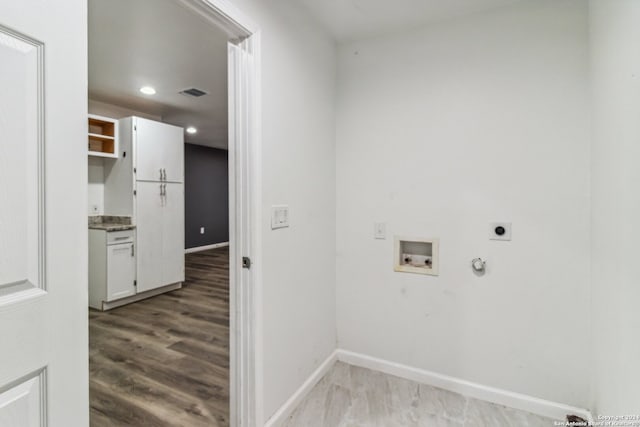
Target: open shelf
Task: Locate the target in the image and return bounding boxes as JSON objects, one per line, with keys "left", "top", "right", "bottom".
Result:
{"left": 88, "top": 132, "right": 114, "bottom": 140}
{"left": 88, "top": 114, "right": 118, "bottom": 158}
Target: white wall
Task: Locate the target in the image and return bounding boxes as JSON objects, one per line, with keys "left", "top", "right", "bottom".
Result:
{"left": 589, "top": 0, "right": 640, "bottom": 415}
{"left": 88, "top": 157, "right": 105, "bottom": 215}
{"left": 227, "top": 0, "right": 338, "bottom": 422}
{"left": 336, "top": 0, "right": 591, "bottom": 408}
{"left": 88, "top": 99, "right": 161, "bottom": 121}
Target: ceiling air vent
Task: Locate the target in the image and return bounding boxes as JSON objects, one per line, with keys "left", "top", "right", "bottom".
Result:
{"left": 180, "top": 87, "right": 208, "bottom": 97}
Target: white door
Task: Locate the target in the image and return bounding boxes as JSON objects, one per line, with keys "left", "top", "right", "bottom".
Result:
{"left": 0, "top": 2, "right": 88, "bottom": 426}
{"left": 106, "top": 242, "right": 136, "bottom": 301}
{"left": 161, "top": 183, "right": 185, "bottom": 287}
{"left": 135, "top": 181, "right": 164, "bottom": 293}
{"left": 135, "top": 117, "right": 184, "bottom": 183}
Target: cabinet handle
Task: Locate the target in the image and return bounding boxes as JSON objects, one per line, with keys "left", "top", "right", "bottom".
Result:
{"left": 163, "top": 168, "right": 166, "bottom": 181}
{"left": 131, "top": 244, "right": 135, "bottom": 257}
{"left": 159, "top": 168, "right": 163, "bottom": 181}
{"left": 162, "top": 184, "right": 167, "bottom": 207}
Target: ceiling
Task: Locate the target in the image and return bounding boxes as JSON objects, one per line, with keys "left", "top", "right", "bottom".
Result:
{"left": 89, "top": 0, "right": 229, "bottom": 149}
{"left": 295, "top": 0, "right": 526, "bottom": 42}
{"left": 88, "top": 0, "right": 526, "bottom": 149}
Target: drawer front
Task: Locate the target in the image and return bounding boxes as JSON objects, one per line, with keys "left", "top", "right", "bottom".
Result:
{"left": 107, "top": 230, "right": 134, "bottom": 245}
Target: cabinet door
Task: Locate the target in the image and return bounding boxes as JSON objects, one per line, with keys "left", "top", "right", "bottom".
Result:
{"left": 162, "top": 126, "right": 184, "bottom": 183}
{"left": 162, "top": 183, "right": 185, "bottom": 286}
{"left": 135, "top": 181, "right": 164, "bottom": 292}
{"left": 107, "top": 242, "right": 136, "bottom": 301}
{"left": 135, "top": 117, "right": 184, "bottom": 183}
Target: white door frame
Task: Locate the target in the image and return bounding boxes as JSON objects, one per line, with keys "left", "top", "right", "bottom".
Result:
{"left": 176, "top": 1, "right": 262, "bottom": 426}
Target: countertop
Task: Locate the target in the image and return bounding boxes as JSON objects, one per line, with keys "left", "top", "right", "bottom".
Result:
{"left": 88, "top": 215, "right": 136, "bottom": 231}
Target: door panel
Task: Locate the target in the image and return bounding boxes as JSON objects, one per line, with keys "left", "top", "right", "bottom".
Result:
{"left": 162, "top": 126, "right": 184, "bottom": 183}
{"left": 135, "top": 117, "right": 165, "bottom": 182}
{"left": 0, "top": 1, "right": 88, "bottom": 425}
{"left": 0, "top": 31, "right": 39, "bottom": 293}
{"left": 135, "top": 117, "right": 184, "bottom": 183}
{"left": 162, "top": 183, "right": 185, "bottom": 286}
{"left": 0, "top": 371, "right": 44, "bottom": 427}
{"left": 135, "top": 182, "right": 164, "bottom": 293}
{"left": 107, "top": 242, "right": 136, "bottom": 301}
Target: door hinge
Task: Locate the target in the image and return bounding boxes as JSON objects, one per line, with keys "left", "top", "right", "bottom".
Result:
{"left": 133, "top": 190, "right": 137, "bottom": 196}
{"left": 134, "top": 280, "right": 137, "bottom": 287}
{"left": 242, "top": 256, "right": 251, "bottom": 269}
{"left": 134, "top": 167, "right": 137, "bottom": 174}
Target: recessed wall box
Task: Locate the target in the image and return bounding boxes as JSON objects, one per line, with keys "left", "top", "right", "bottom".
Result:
{"left": 394, "top": 237, "right": 439, "bottom": 276}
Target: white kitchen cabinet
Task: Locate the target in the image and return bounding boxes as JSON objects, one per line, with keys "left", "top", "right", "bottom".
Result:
{"left": 89, "top": 229, "right": 136, "bottom": 310}
{"left": 134, "top": 182, "right": 164, "bottom": 293}
{"left": 161, "top": 182, "right": 185, "bottom": 286}
{"left": 134, "top": 117, "right": 184, "bottom": 183}
{"left": 107, "top": 240, "right": 136, "bottom": 301}
{"left": 103, "top": 116, "right": 185, "bottom": 297}
{"left": 135, "top": 181, "right": 184, "bottom": 293}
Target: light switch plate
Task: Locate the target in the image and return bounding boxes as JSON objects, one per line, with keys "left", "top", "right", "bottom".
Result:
{"left": 374, "top": 222, "right": 386, "bottom": 239}
{"left": 271, "top": 205, "right": 290, "bottom": 229}
{"left": 489, "top": 222, "right": 512, "bottom": 241}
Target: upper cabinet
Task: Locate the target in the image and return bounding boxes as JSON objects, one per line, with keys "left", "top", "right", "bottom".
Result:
{"left": 88, "top": 114, "right": 118, "bottom": 158}
{"left": 104, "top": 116, "right": 185, "bottom": 217}
{"left": 134, "top": 117, "right": 184, "bottom": 183}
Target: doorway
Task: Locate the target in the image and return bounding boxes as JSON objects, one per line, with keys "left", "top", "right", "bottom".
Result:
{"left": 87, "top": 0, "right": 257, "bottom": 425}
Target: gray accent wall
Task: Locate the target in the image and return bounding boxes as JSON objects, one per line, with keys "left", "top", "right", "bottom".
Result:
{"left": 184, "top": 144, "right": 228, "bottom": 249}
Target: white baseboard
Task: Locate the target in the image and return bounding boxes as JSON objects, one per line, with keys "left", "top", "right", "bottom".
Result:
{"left": 264, "top": 350, "right": 338, "bottom": 427}
{"left": 185, "top": 242, "right": 229, "bottom": 253}
{"left": 263, "top": 349, "right": 594, "bottom": 426}
{"left": 337, "top": 350, "right": 593, "bottom": 423}
{"left": 100, "top": 282, "right": 182, "bottom": 311}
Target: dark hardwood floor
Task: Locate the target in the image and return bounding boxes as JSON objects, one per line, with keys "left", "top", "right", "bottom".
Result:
{"left": 89, "top": 247, "right": 229, "bottom": 427}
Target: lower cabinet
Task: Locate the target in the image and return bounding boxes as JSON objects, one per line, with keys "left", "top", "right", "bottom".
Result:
{"left": 135, "top": 181, "right": 185, "bottom": 293}
{"left": 89, "top": 229, "right": 136, "bottom": 310}
{"left": 107, "top": 239, "right": 136, "bottom": 301}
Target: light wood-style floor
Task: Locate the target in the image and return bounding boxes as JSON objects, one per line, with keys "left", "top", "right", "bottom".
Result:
{"left": 89, "top": 248, "right": 229, "bottom": 427}
{"left": 283, "top": 362, "right": 558, "bottom": 427}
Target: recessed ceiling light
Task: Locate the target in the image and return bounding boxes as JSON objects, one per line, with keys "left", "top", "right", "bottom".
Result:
{"left": 139, "top": 86, "right": 156, "bottom": 95}
{"left": 186, "top": 127, "right": 197, "bottom": 134}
